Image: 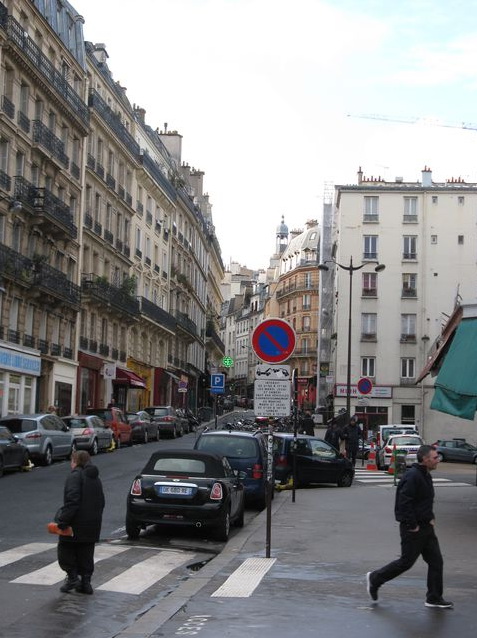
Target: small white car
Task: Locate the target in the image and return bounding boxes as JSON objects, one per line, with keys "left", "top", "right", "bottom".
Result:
{"left": 377, "top": 434, "right": 424, "bottom": 470}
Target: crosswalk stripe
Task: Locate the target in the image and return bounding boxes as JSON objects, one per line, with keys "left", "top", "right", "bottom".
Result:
{"left": 211, "top": 557, "right": 276, "bottom": 598}
{"left": 0, "top": 543, "right": 54, "bottom": 568}
{"left": 97, "top": 550, "right": 194, "bottom": 595}
{"left": 11, "top": 544, "right": 129, "bottom": 585}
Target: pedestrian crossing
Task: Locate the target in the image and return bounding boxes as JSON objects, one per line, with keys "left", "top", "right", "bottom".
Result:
{"left": 0, "top": 541, "right": 198, "bottom": 595}
{"left": 354, "top": 468, "right": 472, "bottom": 487}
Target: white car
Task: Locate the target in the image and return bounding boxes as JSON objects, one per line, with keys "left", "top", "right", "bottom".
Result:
{"left": 377, "top": 434, "right": 424, "bottom": 470}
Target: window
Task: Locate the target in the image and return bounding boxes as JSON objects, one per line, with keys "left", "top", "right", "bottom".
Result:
{"left": 361, "top": 357, "right": 375, "bottom": 378}
{"left": 403, "top": 236, "right": 417, "bottom": 259}
{"left": 364, "top": 196, "right": 379, "bottom": 220}
{"left": 431, "top": 235, "right": 437, "bottom": 244}
{"left": 0, "top": 137, "right": 8, "bottom": 172}
{"left": 402, "top": 273, "right": 417, "bottom": 297}
{"left": 20, "top": 83, "right": 29, "bottom": 116}
{"left": 304, "top": 272, "right": 312, "bottom": 288}
{"left": 362, "top": 272, "right": 377, "bottom": 296}
{"left": 401, "top": 358, "right": 415, "bottom": 379}
{"left": 302, "top": 294, "right": 311, "bottom": 310}
{"left": 401, "top": 314, "right": 416, "bottom": 341}
{"left": 16, "top": 151, "right": 25, "bottom": 177}
{"left": 302, "top": 316, "right": 311, "bottom": 331}
{"left": 458, "top": 235, "right": 464, "bottom": 245}
{"left": 363, "top": 235, "right": 378, "bottom": 260}
{"left": 432, "top": 196, "right": 438, "bottom": 204}
{"left": 361, "top": 313, "right": 377, "bottom": 339}
{"left": 458, "top": 196, "right": 464, "bottom": 205}
{"left": 401, "top": 405, "right": 415, "bottom": 425}
{"left": 403, "top": 197, "right": 418, "bottom": 220}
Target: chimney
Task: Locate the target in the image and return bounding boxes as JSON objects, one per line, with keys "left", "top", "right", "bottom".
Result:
{"left": 92, "top": 43, "right": 108, "bottom": 64}
{"left": 421, "top": 166, "right": 432, "bottom": 187}
{"left": 134, "top": 106, "right": 146, "bottom": 125}
{"left": 357, "top": 166, "right": 363, "bottom": 184}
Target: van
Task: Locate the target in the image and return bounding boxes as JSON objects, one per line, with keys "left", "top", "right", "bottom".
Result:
{"left": 377, "top": 424, "right": 418, "bottom": 447}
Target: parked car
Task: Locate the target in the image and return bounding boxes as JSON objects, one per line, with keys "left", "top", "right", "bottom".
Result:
{"left": 125, "top": 449, "right": 245, "bottom": 541}
{"left": 376, "top": 424, "right": 418, "bottom": 447}
{"left": 194, "top": 429, "right": 270, "bottom": 509}
{"left": 273, "top": 433, "right": 354, "bottom": 488}
{"left": 433, "top": 439, "right": 477, "bottom": 464}
{"left": 0, "top": 425, "right": 30, "bottom": 476}
{"left": 376, "top": 434, "right": 424, "bottom": 470}
{"left": 143, "top": 406, "right": 184, "bottom": 438}
{"left": 85, "top": 407, "right": 132, "bottom": 448}
{"left": 0, "top": 414, "right": 74, "bottom": 466}
{"left": 62, "top": 415, "right": 113, "bottom": 455}
{"left": 126, "top": 411, "right": 159, "bottom": 443}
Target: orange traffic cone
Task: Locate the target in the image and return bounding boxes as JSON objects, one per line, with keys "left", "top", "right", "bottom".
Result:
{"left": 387, "top": 444, "right": 397, "bottom": 475}
{"left": 366, "top": 442, "right": 377, "bottom": 470}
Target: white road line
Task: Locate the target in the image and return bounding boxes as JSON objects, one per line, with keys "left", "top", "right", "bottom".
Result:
{"left": 97, "top": 550, "right": 194, "bottom": 595}
{"left": 11, "top": 544, "right": 129, "bottom": 585}
{"left": 0, "top": 543, "right": 54, "bottom": 568}
{"left": 211, "top": 557, "right": 276, "bottom": 598}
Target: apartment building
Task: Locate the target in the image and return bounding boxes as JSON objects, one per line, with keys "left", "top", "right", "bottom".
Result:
{"left": 330, "top": 167, "right": 477, "bottom": 440}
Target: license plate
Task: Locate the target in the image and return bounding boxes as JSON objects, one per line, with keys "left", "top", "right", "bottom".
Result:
{"left": 159, "top": 485, "right": 192, "bottom": 495}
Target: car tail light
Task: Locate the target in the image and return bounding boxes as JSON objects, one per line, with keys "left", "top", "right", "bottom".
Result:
{"left": 252, "top": 463, "right": 263, "bottom": 479}
{"left": 163, "top": 416, "right": 174, "bottom": 422}
{"left": 276, "top": 455, "right": 288, "bottom": 467}
{"left": 385, "top": 446, "right": 392, "bottom": 453}
{"left": 82, "top": 428, "right": 94, "bottom": 435}
{"left": 130, "top": 479, "right": 142, "bottom": 496}
{"left": 25, "top": 432, "right": 41, "bottom": 439}
{"left": 210, "top": 482, "right": 223, "bottom": 500}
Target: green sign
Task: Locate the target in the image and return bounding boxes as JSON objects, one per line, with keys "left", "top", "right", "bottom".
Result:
{"left": 222, "top": 356, "right": 234, "bottom": 368}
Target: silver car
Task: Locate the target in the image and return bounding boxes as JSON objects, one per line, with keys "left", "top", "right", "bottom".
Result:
{"left": 0, "top": 414, "right": 74, "bottom": 466}
{"left": 62, "top": 415, "right": 113, "bottom": 455}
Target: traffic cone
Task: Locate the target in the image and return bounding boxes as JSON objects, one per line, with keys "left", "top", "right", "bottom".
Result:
{"left": 366, "top": 442, "right": 377, "bottom": 470}
{"left": 387, "top": 444, "right": 397, "bottom": 475}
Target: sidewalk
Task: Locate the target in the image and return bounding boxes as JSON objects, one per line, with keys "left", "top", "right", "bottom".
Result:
{"left": 118, "top": 478, "right": 477, "bottom": 638}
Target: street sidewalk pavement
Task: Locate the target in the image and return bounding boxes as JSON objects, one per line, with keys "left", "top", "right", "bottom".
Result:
{"left": 117, "top": 475, "right": 477, "bottom": 638}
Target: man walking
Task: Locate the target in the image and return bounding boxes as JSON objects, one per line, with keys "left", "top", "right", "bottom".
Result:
{"left": 55, "top": 450, "right": 105, "bottom": 595}
{"left": 366, "top": 445, "right": 453, "bottom": 609}
{"left": 341, "top": 415, "right": 362, "bottom": 466}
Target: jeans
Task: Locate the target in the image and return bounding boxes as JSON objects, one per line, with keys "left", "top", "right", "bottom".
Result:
{"left": 371, "top": 522, "right": 444, "bottom": 601}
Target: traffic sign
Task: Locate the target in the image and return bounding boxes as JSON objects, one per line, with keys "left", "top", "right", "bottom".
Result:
{"left": 357, "top": 377, "right": 373, "bottom": 395}
{"left": 251, "top": 318, "right": 296, "bottom": 364}
{"left": 254, "top": 378, "right": 291, "bottom": 417}
{"left": 255, "top": 364, "right": 290, "bottom": 379}
{"left": 210, "top": 373, "right": 225, "bottom": 394}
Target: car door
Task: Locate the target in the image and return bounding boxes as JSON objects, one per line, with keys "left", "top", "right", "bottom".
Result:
{"left": 0, "top": 427, "right": 24, "bottom": 468}
{"left": 454, "top": 442, "right": 474, "bottom": 462}
{"left": 304, "top": 438, "right": 345, "bottom": 484}
{"left": 93, "top": 417, "right": 110, "bottom": 449}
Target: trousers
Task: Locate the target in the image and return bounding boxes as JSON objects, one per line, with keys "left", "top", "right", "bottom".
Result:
{"left": 57, "top": 540, "right": 96, "bottom": 577}
{"left": 371, "top": 523, "right": 443, "bottom": 601}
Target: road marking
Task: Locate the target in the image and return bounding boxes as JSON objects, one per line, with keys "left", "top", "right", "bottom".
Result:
{"left": 11, "top": 544, "right": 129, "bottom": 585}
{"left": 211, "top": 557, "right": 276, "bottom": 598}
{"left": 0, "top": 543, "right": 53, "bottom": 568}
{"left": 97, "top": 550, "right": 194, "bottom": 594}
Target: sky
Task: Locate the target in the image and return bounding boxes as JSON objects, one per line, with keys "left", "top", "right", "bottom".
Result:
{"left": 72, "top": 0, "right": 477, "bottom": 271}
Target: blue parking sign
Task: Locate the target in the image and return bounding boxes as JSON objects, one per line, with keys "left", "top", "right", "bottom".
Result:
{"left": 211, "top": 373, "right": 225, "bottom": 394}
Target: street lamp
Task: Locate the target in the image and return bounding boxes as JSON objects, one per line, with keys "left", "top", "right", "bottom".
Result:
{"left": 318, "top": 257, "right": 385, "bottom": 418}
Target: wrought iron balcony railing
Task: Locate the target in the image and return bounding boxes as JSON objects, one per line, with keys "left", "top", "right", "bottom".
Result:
{"left": 32, "top": 120, "right": 69, "bottom": 168}
{"left": 138, "top": 297, "right": 176, "bottom": 332}
{"left": 81, "top": 274, "right": 139, "bottom": 317}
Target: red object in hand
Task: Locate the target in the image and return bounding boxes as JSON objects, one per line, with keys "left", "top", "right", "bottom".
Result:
{"left": 47, "top": 522, "right": 73, "bottom": 536}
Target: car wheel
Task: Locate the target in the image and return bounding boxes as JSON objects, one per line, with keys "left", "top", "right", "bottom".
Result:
{"left": 21, "top": 451, "right": 30, "bottom": 470}
{"left": 437, "top": 452, "right": 444, "bottom": 462}
{"left": 43, "top": 445, "right": 53, "bottom": 466}
{"left": 172, "top": 427, "right": 177, "bottom": 439}
{"left": 90, "top": 439, "right": 98, "bottom": 456}
{"left": 337, "top": 470, "right": 353, "bottom": 487}
{"left": 0, "top": 457, "right": 4, "bottom": 478}
{"left": 143, "top": 430, "right": 148, "bottom": 444}
{"left": 125, "top": 515, "right": 141, "bottom": 540}
{"left": 213, "top": 508, "right": 231, "bottom": 542}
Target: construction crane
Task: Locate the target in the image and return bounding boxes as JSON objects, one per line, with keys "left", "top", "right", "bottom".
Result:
{"left": 347, "top": 113, "right": 477, "bottom": 132}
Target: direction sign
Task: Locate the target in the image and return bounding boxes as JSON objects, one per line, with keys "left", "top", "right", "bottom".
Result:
{"left": 210, "top": 373, "right": 225, "bottom": 394}
{"left": 251, "top": 318, "right": 296, "bottom": 364}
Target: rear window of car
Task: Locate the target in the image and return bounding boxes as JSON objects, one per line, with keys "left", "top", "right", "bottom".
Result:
{"left": 149, "top": 457, "right": 207, "bottom": 475}
{"left": 1, "top": 419, "right": 37, "bottom": 433}
{"left": 197, "top": 435, "right": 258, "bottom": 458}
{"left": 145, "top": 408, "right": 169, "bottom": 417}
{"left": 63, "top": 418, "right": 87, "bottom": 428}
{"left": 389, "top": 436, "right": 422, "bottom": 446}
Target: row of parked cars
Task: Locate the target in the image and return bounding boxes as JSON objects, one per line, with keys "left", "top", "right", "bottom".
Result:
{"left": 0, "top": 406, "right": 201, "bottom": 476}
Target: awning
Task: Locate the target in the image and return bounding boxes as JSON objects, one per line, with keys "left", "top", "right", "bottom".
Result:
{"left": 430, "top": 318, "right": 477, "bottom": 420}
{"left": 114, "top": 368, "right": 147, "bottom": 389}
{"left": 165, "top": 370, "right": 181, "bottom": 382}
{"left": 416, "top": 305, "right": 463, "bottom": 383}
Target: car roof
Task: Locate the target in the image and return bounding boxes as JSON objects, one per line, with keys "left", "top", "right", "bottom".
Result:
{"left": 0, "top": 414, "right": 52, "bottom": 420}
{"left": 141, "top": 449, "right": 226, "bottom": 475}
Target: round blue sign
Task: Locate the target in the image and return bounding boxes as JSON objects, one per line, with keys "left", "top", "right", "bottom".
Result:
{"left": 357, "top": 377, "right": 373, "bottom": 395}
{"left": 252, "top": 318, "right": 296, "bottom": 364}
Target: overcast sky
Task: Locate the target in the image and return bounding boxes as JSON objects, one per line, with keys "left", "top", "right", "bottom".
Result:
{"left": 72, "top": 0, "right": 477, "bottom": 270}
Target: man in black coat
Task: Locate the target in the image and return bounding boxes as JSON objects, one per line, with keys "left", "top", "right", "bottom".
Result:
{"left": 55, "top": 450, "right": 105, "bottom": 594}
{"left": 366, "top": 445, "right": 453, "bottom": 609}
{"left": 299, "top": 411, "right": 315, "bottom": 436}
{"left": 341, "top": 416, "right": 362, "bottom": 466}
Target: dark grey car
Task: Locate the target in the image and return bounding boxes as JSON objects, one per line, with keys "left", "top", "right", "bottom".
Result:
{"left": 0, "top": 414, "right": 74, "bottom": 466}
{"left": 143, "top": 406, "right": 184, "bottom": 438}
{"left": 62, "top": 415, "right": 113, "bottom": 455}
{"left": 0, "top": 425, "right": 30, "bottom": 476}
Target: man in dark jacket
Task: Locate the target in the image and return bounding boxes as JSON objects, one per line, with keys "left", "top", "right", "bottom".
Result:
{"left": 341, "top": 416, "right": 362, "bottom": 466}
{"left": 299, "top": 411, "right": 315, "bottom": 436}
{"left": 55, "top": 450, "right": 105, "bottom": 595}
{"left": 324, "top": 419, "right": 342, "bottom": 450}
{"left": 366, "top": 445, "right": 453, "bottom": 609}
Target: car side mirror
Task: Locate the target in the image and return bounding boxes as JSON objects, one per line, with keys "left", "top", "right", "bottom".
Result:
{"left": 62, "top": 424, "right": 69, "bottom": 432}
{"left": 13, "top": 434, "right": 19, "bottom": 442}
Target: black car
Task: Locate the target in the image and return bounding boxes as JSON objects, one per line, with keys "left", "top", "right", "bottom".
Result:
{"left": 194, "top": 429, "right": 270, "bottom": 509}
{"left": 273, "top": 433, "right": 354, "bottom": 487}
{"left": 0, "top": 425, "right": 30, "bottom": 477}
{"left": 126, "top": 449, "right": 245, "bottom": 541}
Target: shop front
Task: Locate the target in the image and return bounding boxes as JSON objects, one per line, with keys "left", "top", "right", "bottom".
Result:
{"left": 0, "top": 342, "right": 41, "bottom": 416}
{"left": 112, "top": 366, "right": 147, "bottom": 412}
{"left": 77, "top": 351, "right": 103, "bottom": 413}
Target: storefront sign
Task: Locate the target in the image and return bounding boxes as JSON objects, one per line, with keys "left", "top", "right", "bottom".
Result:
{"left": 335, "top": 384, "right": 392, "bottom": 398}
{"left": 0, "top": 346, "right": 41, "bottom": 376}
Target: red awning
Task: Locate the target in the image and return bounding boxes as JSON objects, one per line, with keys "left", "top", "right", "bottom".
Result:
{"left": 114, "top": 368, "right": 147, "bottom": 389}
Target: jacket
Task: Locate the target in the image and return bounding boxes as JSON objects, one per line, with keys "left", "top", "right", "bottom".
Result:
{"left": 394, "top": 463, "right": 435, "bottom": 530}
{"left": 55, "top": 464, "right": 105, "bottom": 543}
{"left": 342, "top": 422, "right": 362, "bottom": 450}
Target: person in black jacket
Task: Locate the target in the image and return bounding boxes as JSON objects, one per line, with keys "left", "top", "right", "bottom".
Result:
{"left": 366, "top": 445, "right": 453, "bottom": 609}
{"left": 55, "top": 450, "right": 105, "bottom": 595}
{"left": 324, "top": 418, "right": 342, "bottom": 450}
{"left": 341, "top": 416, "right": 362, "bottom": 466}
{"left": 299, "top": 411, "right": 315, "bottom": 436}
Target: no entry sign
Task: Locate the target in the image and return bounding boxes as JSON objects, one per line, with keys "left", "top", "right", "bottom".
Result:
{"left": 252, "top": 318, "right": 296, "bottom": 364}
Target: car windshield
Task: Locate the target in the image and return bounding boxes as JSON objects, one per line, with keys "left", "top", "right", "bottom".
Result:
{"left": 197, "top": 436, "right": 257, "bottom": 458}
{"left": 389, "top": 436, "right": 422, "bottom": 446}
{"left": 1, "top": 419, "right": 37, "bottom": 433}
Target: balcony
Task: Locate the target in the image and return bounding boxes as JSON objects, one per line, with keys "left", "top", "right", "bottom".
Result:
{"left": 111, "top": 348, "right": 119, "bottom": 360}
{"left": 403, "top": 215, "right": 418, "bottom": 223}
{"left": 93, "top": 221, "right": 102, "bottom": 237}
{"left": 0, "top": 169, "right": 11, "bottom": 191}
{"left": 146, "top": 211, "right": 153, "bottom": 225}
{"left": 0, "top": 243, "right": 33, "bottom": 287}
{"left": 118, "top": 186, "right": 125, "bottom": 199}
{"left": 104, "top": 229, "right": 114, "bottom": 245}
{"left": 63, "top": 347, "right": 73, "bottom": 359}
{"left": 7, "top": 329, "right": 20, "bottom": 344}
{"left": 1, "top": 94, "right": 14, "bottom": 118}
{"left": 32, "top": 120, "right": 69, "bottom": 168}
{"left": 140, "top": 152, "right": 176, "bottom": 201}
{"left": 95, "top": 162, "right": 105, "bottom": 180}
{"left": 361, "top": 333, "right": 377, "bottom": 342}
{"left": 33, "top": 263, "right": 81, "bottom": 308}
{"left": 88, "top": 90, "right": 140, "bottom": 158}
{"left": 71, "top": 162, "right": 80, "bottom": 180}
{"left": 89, "top": 339, "right": 98, "bottom": 353}
{"left": 79, "top": 336, "right": 88, "bottom": 350}
{"left": 38, "top": 339, "right": 49, "bottom": 354}
{"left": 293, "top": 348, "right": 315, "bottom": 357}
{"left": 1, "top": 14, "right": 89, "bottom": 128}
{"left": 51, "top": 343, "right": 61, "bottom": 356}
{"left": 206, "top": 321, "right": 225, "bottom": 353}
{"left": 138, "top": 297, "right": 176, "bottom": 333}
{"left": 276, "top": 282, "right": 316, "bottom": 299}
{"left": 403, "top": 253, "right": 417, "bottom": 260}
{"left": 81, "top": 274, "right": 139, "bottom": 318}
{"left": 14, "top": 177, "right": 77, "bottom": 239}
{"left": 126, "top": 193, "right": 132, "bottom": 206}
{"left": 136, "top": 201, "right": 144, "bottom": 215}
{"left": 17, "top": 111, "right": 30, "bottom": 133}
{"left": 400, "top": 334, "right": 416, "bottom": 343}
{"left": 84, "top": 213, "right": 93, "bottom": 229}
{"left": 106, "top": 173, "right": 116, "bottom": 190}
{"left": 23, "top": 334, "right": 35, "bottom": 348}
{"left": 87, "top": 154, "right": 95, "bottom": 170}
{"left": 362, "top": 288, "right": 377, "bottom": 297}
{"left": 175, "top": 310, "right": 197, "bottom": 339}
{"left": 115, "top": 238, "right": 123, "bottom": 252}
{"left": 363, "top": 214, "right": 379, "bottom": 223}
{"left": 99, "top": 343, "right": 110, "bottom": 356}
{"left": 363, "top": 252, "right": 377, "bottom": 260}
{"left": 402, "top": 287, "right": 417, "bottom": 298}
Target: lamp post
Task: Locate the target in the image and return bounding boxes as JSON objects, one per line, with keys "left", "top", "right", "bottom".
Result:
{"left": 318, "top": 257, "right": 385, "bottom": 418}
